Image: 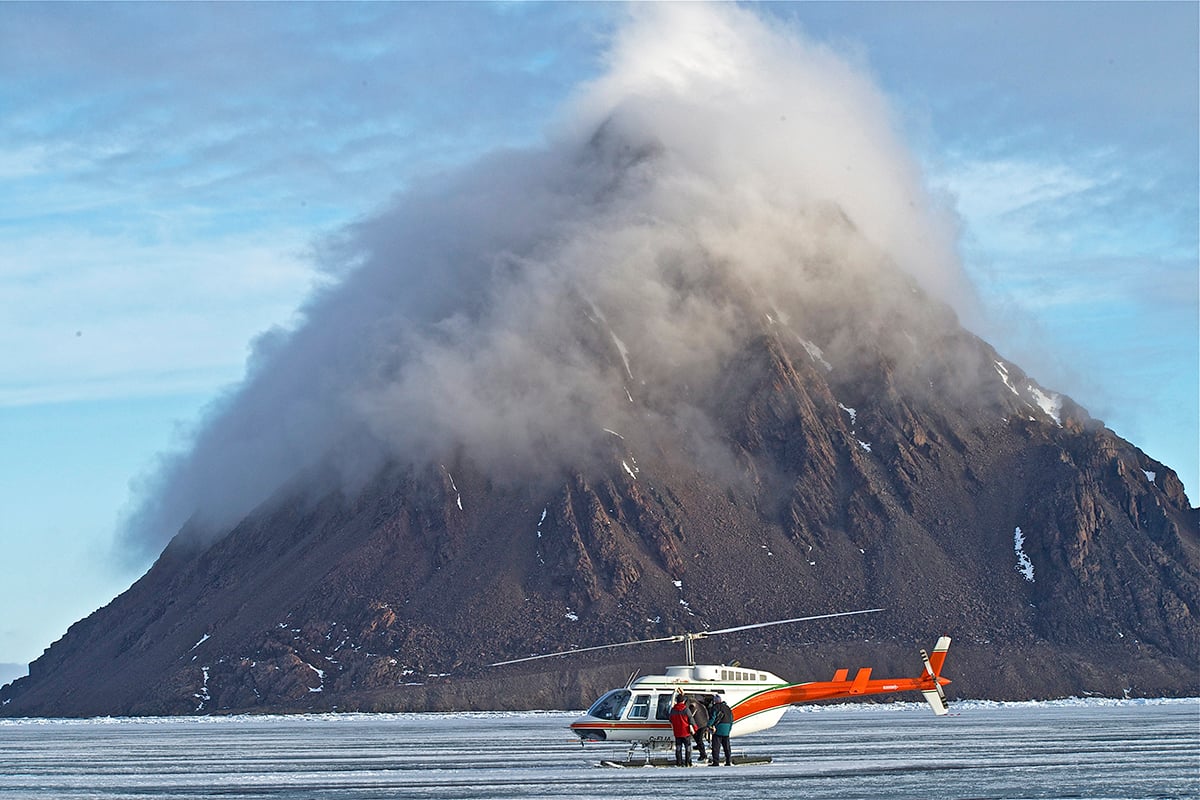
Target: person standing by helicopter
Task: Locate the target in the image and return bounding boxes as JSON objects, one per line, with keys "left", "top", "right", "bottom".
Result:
{"left": 708, "top": 693, "right": 733, "bottom": 766}
{"left": 686, "top": 695, "right": 709, "bottom": 763}
{"left": 669, "top": 691, "right": 697, "bottom": 766}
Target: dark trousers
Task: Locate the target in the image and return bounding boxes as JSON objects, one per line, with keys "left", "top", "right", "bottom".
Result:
{"left": 674, "top": 736, "right": 693, "bottom": 766}
{"left": 691, "top": 729, "right": 707, "bottom": 760}
{"left": 711, "top": 733, "right": 731, "bottom": 765}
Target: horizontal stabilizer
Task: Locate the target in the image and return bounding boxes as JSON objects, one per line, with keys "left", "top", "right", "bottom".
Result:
{"left": 922, "top": 688, "right": 948, "bottom": 716}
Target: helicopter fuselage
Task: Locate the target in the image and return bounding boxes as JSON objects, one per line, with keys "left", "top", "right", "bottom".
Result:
{"left": 569, "top": 636, "right": 952, "bottom": 746}
{"left": 570, "top": 664, "right": 790, "bottom": 744}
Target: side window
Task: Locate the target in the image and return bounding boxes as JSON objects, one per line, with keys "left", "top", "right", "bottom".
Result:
{"left": 655, "top": 693, "right": 674, "bottom": 720}
{"left": 627, "top": 694, "right": 651, "bottom": 719}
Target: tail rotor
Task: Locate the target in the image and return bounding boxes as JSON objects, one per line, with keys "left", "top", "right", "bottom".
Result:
{"left": 918, "top": 636, "right": 952, "bottom": 715}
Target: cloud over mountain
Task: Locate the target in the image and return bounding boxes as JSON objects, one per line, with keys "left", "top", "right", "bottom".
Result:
{"left": 120, "top": 4, "right": 977, "bottom": 557}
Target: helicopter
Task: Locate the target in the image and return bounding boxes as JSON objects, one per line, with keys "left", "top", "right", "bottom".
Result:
{"left": 491, "top": 609, "right": 951, "bottom": 757}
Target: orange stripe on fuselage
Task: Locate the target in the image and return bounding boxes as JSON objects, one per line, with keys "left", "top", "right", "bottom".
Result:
{"left": 570, "top": 721, "right": 671, "bottom": 731}
{"left": 731, "top": 675, "right": 946, "bottom": 721}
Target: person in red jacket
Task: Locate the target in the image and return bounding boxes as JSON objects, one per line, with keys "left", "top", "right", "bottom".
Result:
{"left": 669, "top": 691, "right": 697, "bottom": 766}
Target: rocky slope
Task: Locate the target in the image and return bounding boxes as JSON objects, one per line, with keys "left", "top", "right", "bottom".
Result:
{"left": 3, "top": 266, "right": 1196, "bottom": 716}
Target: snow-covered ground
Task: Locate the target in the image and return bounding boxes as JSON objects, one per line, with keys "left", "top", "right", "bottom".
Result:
{"left": 0, "top": 699, "right": 1195, "bottom": 799}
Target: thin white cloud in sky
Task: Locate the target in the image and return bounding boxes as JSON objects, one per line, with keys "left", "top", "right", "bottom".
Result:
{"left": 0, "top": 3, "right": 611, "bottom": 408}
{"left": 0, "top": 2, "right": 1194, "bottom": 667}
{"left": 1, "top": 229, "right": 315, "bottom": 406}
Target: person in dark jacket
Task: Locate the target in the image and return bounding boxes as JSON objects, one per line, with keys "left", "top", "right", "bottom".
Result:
{"left": 669, "top": 692, "right": 697, "bottom": 766}
{"left": 708, "top": 693, "right": 733, "bottom": 766}
{"left": 686, "top": 696, "right": 709, "bottom": 763}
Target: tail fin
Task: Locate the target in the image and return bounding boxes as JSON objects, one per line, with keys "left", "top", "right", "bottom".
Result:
{"left": 918, "top": 636, "right": 951, "bottom": 716}
{"left": 927, "top": 636, "right": 951, "bottom": 677}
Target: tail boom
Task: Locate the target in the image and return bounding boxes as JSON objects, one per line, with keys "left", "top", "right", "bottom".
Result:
{"left": 730, "top": 637, "right": 952, "bottom": 724}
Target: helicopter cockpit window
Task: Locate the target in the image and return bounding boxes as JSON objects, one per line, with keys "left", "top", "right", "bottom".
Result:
{"left": 587, "top": 689, "right": 631, "bottom": 721}
{"left": 655, "top": 693, "right": 674, "bottom": 720}
{"left": 627, "top": 694, "right": 651, "bottom": 719}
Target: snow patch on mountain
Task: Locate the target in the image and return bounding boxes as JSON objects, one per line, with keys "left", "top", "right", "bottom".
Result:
{"left": 1027, "top": 386, "right": 1062, "bottom": 426}
{"left": 1014, "top": 527, "right": 1035, "bottom": 582}
{"left": 801, "top": 338, "right": 832, "bottom": 371}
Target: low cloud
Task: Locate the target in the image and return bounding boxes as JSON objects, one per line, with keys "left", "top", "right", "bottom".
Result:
{"left": 120, "top": 5, "right": 978, "bottom": 557}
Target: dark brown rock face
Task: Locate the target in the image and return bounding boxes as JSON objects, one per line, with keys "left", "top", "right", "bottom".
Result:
{"left": 3, "top": 276, "right": 1197, "bottom": 717}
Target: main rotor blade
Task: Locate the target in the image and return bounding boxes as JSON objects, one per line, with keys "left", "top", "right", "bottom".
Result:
{"left": 487, "top": 634, "right": 684, "bottom": 667}
{"left": 703, "top": 607, "right": 884, "bottom": 637}
{"left": 487, "top": 608, "right": 884, "bottom": 667}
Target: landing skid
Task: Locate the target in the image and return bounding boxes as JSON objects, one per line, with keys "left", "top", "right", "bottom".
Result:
{"left": 600, "top": 754, "right": 773, "bottom": 768}
{"left": 599, "top": 742, "right": 772, "bottom": 768}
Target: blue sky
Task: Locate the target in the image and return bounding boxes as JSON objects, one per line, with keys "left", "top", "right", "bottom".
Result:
{"left": 1, "top": 2, "right": 1195, "bottom": 672}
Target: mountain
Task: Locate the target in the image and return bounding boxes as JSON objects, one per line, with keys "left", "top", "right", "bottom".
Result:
{"left": 3, "top": 5, "right": 1197, "bottom": 716}
{"left": 3, "top": 255, "right": 1196, "bottom": 717}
